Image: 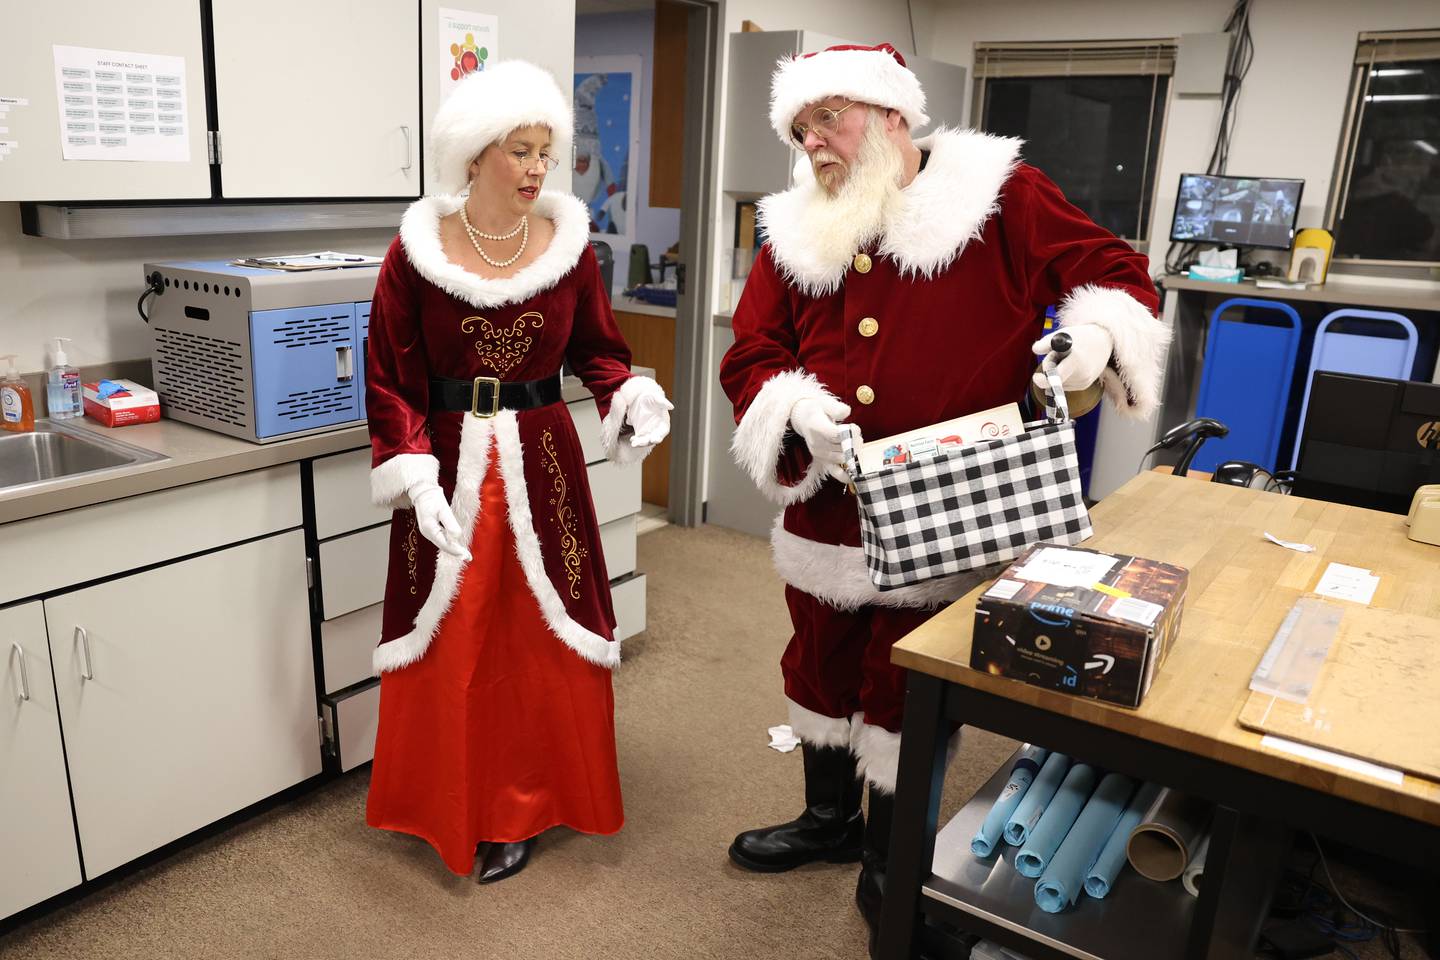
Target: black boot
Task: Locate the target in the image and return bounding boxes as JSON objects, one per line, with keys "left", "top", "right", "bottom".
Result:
{"left": 728, "top": 743, "right": 864, "bottom": 872}
{"left": 856, "top": 785, "right": 893, "bottom": 943}
{"left": 477, "top": 838, "right": 534, "bottom": 884}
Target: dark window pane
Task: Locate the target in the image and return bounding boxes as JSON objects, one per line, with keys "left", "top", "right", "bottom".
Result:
{"left": 1335, "top": 58, "right": 1440, "bottom": 263}
{"left": 983, "top": 74, "right": 1167, "bottom": 241}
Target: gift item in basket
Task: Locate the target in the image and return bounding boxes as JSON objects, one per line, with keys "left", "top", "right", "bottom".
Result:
{"left": 854, "top": 402, "right": 1025, "bottom": 475}
{"left": 840, "top": 361, "right": 1091, "bottom": 590}
{"left": 971, "top": 544, "right": 1189, "bottom": 708}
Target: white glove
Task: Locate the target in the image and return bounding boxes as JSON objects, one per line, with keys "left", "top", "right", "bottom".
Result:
{"left": 790, "top": 396, "right": 862, "bottom": 485}
{"left": 410, "top": 483, "right": 471, "bottom": 561}
{"left": 627, "top": 387, "right": 674, "bottom": 447}
{"left": 1031, "top": 324, "right": 1114, "bottom": 392}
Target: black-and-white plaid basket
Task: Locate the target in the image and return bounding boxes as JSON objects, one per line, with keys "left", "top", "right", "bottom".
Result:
{"left": 840, "top": 365, "right": 1092, "bottom": 590}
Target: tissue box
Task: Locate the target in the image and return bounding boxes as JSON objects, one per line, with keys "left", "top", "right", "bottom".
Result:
{"left": 970, "top": 544, "right": 1189, "bottom": 708}
{"left": 83, "top": 379, "right": 160, "bottom": 427}
{"left": 1186, "top": 264, "right": 1244, "bottom": 283}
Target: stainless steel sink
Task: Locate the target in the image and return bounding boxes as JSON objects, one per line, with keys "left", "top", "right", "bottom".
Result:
{"left": 0, "top": 421, "right": 168, "bottom": 494}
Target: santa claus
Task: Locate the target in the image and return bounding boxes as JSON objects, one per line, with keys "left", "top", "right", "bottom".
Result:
{"left": 718, "top": 42, "right": 1168, "bottom": 943}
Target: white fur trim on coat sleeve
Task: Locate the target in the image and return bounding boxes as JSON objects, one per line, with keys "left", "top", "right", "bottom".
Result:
{"left": 771, "top": 518, "right": 994, "bottom": 611}
{"left": 730, "top": 369, "right": 835, "bottom": 506}
{"left": 1055, "top": 284, "right": 1169, "bottom": 421}
{"left": 370, "top": 453, "right": 440, "bottom": 510}
{"left": 600, "top": 375, "right": 665, "bottom": 466}
{"left": 787, "top": 699, "right": 853, "bottom": 749}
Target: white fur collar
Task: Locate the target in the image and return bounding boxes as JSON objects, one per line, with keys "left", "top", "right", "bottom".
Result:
{"left": 759, "top": 128, "right": 1023, "bottom": 297}
{"left": 399, "top": 191, "right": 591, "bottom": 309}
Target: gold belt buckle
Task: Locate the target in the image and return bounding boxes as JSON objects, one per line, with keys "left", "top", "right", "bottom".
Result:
{"left": 471, "top": 376, "right": 501, "bottom": 418}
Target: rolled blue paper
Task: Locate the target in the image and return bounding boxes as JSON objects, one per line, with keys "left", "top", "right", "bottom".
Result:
{"left": 1004, "top": 752, "right": 1070, "bottom": 846}
{"left": 1015, "top": 762, "right": 1098, "bottom": 878}
{"left": 1034, "top": 772, "right": 1137, "bottom": 913}
{"left": 1084, "top": 781, "right": 1163, "bottom": 899}
{"left": 971, "top": 745, "right": 1050, "bottom": 857}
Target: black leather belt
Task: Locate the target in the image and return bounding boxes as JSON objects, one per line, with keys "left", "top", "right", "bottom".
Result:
{"left": 429, "top": 373, "right": 563, "bottom": 418}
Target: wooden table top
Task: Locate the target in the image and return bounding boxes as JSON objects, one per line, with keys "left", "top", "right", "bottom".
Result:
{"left": 892, "top": 470, "right": 1440, "bottom": 826}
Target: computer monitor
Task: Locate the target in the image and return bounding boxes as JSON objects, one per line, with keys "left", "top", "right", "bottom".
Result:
{"left": 1170, "top": 174, "right": 1304, "bottom": 250}
{"left": 1292, "top": 372, "right": 1440, "bottom": 514}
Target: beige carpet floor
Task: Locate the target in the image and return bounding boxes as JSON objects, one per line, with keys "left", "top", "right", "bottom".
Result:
{"left": 1, "top": 523, "right": 1425, "bottom": 959}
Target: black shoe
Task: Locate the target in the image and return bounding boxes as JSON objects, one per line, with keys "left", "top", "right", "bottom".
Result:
{"left": 729, "top": 743, "right": 864, "bottom": 872}
{"left": 477, "top": 838, "right": 533, "bottom": 884}
{"left": 856, "top": 785, "right": 894, "bottom": 940}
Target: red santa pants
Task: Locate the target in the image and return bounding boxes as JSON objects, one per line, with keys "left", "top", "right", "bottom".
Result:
{"left": 781, "top": 585, "right": 939, "bottom": 737}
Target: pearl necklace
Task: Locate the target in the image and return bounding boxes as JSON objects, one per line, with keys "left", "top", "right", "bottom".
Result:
{"left": 460, "top": 204, "right": 528, "bottom": 268}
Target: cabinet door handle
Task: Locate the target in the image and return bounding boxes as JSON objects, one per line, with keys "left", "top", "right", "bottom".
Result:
{"left": 401, "top": 125, "right": 413, "bottom": 173}
{"left": 75, "top": 626, "right": 94, "bottom": 681}
{"left": 335, "top": 344, "right": 355, "bottom": 382}
{"left": 9, "top": 642, "right": 29, "bottom": 702}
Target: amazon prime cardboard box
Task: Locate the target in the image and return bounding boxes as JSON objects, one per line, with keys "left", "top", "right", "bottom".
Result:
{"left": 970, "top": 544, "right": 1188, "bottom": 708}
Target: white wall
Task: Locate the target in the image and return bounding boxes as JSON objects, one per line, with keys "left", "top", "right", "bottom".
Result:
{"left": 576, "top": 9, "right": 684, "bottom": 294}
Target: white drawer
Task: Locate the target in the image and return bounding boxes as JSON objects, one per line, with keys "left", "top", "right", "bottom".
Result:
{"left": 312, "top": 447, "right": 390, "bottom": 539}
{"left": 588, "top": 460, "right": 641, "bottom": 526}
{"left": 0, "top": 465, "right": 301, "bottom": 606}
{"left": 318, "top": 524, "right": 390, "bottom": 620}
{"left": 612, "top": 573, "right": 647, "bottom": 642}
{"left": 323, "top": 681, "right": 380, "bottom": 773}
{"left": 567, "top": 398, "right": 605, "bottom": 464}
{"left": 321, "top": 602, "right": 383, "bottom": 694}
{"left": 598, "top": 515, "right": 636, "bottom": 579}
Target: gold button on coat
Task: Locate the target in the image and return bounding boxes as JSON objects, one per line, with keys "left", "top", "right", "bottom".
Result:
{"left": 858, "top": 317, "right": 879, "bottom": 337}
{"left": 856, "top": 385, "right": 875, "bottom": 405}
{"left": 853, "top": 253, "right": 872, "bottom": 273}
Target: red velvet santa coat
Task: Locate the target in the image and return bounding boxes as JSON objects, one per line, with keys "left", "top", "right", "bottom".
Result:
{"left": 366, "top": 191, "right": 658, "bottom": 673}
{"left": 721, "top": 130, "right": 1167, "bottom": 615}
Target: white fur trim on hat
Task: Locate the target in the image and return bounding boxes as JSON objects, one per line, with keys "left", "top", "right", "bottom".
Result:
{"left": 430, "top": 59, "right": 574, "bottom": 196}
{"left": 769, "top": 44, "right": 929, "bottom": 147}
{"left": 1054, "top": 284, "right": 1169, "bottom": 420}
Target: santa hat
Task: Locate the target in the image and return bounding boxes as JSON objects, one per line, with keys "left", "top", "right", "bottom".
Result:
{"left": 769, "top": 42, "right": 929, "bottom": 147}
{"left": 430, "top": 59, "right": 573, "bottom": 196}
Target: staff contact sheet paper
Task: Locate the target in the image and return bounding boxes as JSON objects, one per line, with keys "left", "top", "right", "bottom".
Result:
{"left": 52, "top": 45, "right": 190, "bottom": 163}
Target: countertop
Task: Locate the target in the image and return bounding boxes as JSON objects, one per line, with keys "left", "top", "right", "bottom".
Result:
{"left": 612, "top": 295, "right": 677, "bottom": 318}
{"left": 0, "top": 377, "right": 605, "bottom": 527}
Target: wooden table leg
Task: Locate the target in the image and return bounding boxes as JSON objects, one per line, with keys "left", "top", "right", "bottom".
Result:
{"left": 876, "top": 671, "right": 950, "bottom": 960}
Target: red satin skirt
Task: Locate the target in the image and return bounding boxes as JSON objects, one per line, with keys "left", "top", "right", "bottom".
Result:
{"left": 365, "top": 453, "right": 625, "bottom": 875}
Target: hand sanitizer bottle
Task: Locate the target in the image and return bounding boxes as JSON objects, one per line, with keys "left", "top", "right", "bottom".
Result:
{"left": 47, "top": 337, "right": 82, "bottom": 420}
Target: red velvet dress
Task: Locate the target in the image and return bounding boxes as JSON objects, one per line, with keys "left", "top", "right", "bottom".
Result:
{"left": 363, "top": 192, "right": 650, "bottom": 874}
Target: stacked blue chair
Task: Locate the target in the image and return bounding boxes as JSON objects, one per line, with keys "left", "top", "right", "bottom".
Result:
{"left": 1289, "top": 309, "right": 1418, "bottom": 469}
{"left": 1192, "top": 298, "right": 1303, "bottom": 473}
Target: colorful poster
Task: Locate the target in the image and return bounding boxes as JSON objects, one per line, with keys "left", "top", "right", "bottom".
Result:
{"left": 52, "top": 46, "right": 189, "bottom": 163}
{"left": 439, "top": 8, "right": 499, "bottom": 103}
{"left": 573, "top": 56, "right": 640, "bottom": 240}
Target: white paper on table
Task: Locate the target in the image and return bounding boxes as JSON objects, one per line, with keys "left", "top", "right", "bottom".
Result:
{"left": 1263, "top": 531, "right": 1315, "bottom": 553}
{"left": 767, "top": 724, "right": 800, "bottom": 753}
{"left": 1260, "top": 735, "right": 1403, "bottom": 786}
{"left": 52, "top": 45, "right": 189, "bottom": 162}
{"left": 1313, "top": 562, "right": 1378, "bottom": 605}
{"left": 1012, "top": 546, "right": 1119, "bottom": 587}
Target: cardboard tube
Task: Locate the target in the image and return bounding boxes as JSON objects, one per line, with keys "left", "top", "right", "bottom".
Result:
{"left": 1182, "top": 832, "right": 1211, "bottom": 897}
{"left": 1125, "top": 788, "right": 1212, "bottom": 881}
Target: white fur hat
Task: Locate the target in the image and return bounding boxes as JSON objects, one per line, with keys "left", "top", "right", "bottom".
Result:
{"left": 769, "top": 42, "right": 929, "bottom": 147}
{"left": 430, "top": 60, "right": 573, "bottom": 196}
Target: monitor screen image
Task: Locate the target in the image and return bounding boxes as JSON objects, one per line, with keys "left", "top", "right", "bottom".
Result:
{"left": 1170, "top": 174, "right": 1304, "bottom": 249}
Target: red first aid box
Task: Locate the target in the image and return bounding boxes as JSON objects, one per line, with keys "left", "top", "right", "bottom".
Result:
{"left": 83, "top": 379, "right": 161, "bottom": 427}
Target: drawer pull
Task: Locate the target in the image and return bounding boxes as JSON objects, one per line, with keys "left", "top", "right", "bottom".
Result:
{"left": 9, "top": 642, "right": 29, "bottom": 701}
{"left": 76, "top": 626, "right": 95, "bottom": 681}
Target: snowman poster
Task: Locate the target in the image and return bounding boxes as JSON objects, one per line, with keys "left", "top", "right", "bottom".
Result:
{"left": 573, "top": 56, "right": 640, "bottom": 241}
{"left": 439, "top": 8, "right": 498, "bottom": 102}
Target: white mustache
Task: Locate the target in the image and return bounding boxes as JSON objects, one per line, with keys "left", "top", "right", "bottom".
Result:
{"left": 811, "top": 150, "right": 844, "bottom": 172}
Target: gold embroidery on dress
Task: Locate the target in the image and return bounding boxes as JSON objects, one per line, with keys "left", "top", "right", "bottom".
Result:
{"left": 403, "top": 511, "right": 420, "bottom": 595}
{"left": 460, "top": 311, "right": 545, "bottom": 377}
{"left": 542, "top": 427, "right": 587, "bottom": 600}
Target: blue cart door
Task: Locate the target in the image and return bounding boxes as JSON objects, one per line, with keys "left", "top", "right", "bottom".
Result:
{"left": 356, "top": 300, "right": 371, "bottom": 420}
{"left": 251, "top": 303, "right": 360, "bottom": 438}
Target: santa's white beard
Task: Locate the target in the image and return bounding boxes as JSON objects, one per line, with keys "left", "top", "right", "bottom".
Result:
{"left": 792, "top": 116, "right": 904, "bottom": 269}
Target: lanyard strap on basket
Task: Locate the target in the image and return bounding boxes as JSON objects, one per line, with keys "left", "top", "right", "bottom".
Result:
{"left": 1041, "top": 330, "right": 1073, "bottom": 424}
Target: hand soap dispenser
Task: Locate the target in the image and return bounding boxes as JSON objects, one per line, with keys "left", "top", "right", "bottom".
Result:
{"left": 46, "top": 337, "right": 82, "bottom": 420}
{"left": 1, "top": 354, "right": 36, "bottom": 433}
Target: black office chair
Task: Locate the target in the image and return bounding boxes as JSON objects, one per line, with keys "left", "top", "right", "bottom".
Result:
{"left": 1146, "top": 418, "right": 1297, "bottom": 494}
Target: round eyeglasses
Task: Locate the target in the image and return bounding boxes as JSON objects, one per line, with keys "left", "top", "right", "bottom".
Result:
{"left": 509, "top": 149, "right": 559, "bottom": 172}
{"left": 789, "top": 101, "right": 857, "bottom": 147}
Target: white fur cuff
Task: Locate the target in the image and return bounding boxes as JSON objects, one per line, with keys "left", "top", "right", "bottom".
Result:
{"left": 370, "top": 453, "right": 440, "bottom": 510}
{"left": 787, "top": 699, "right": 852, "bottom": 749}
{"left": 1055, "top": 284, "right": 1169, "bottom": 421}
{"left": 730, "top": 369, "right": 834, "bottom": 506}
{"left": 600, "top": 375, "right": 665, "bottom": 467}
{"left": 851, "top": 721, "right": 903, "bottom": 794}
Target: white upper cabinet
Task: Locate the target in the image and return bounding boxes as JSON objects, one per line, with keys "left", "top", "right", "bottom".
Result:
{"left": 0, "top": 1, "right": 213, "bottom": 202}
{"left": 210, "top": 0, "right": 421, "bottom": 199}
